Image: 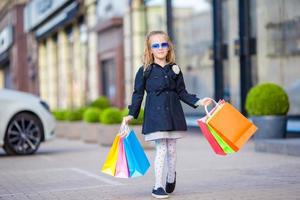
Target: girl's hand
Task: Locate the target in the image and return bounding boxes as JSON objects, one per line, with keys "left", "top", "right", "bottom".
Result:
{"left": 200, "top": 97, "right": 213, "bottom": 106}
{"left": 122, "top": 115, "right": 134, "bottom": 124}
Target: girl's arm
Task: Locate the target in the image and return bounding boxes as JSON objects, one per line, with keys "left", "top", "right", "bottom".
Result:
{"left": 175, "top": 71, "right": 200, "bottom": 108}
{"left": 128, "top": 67, "right": 145, "bottom": 118}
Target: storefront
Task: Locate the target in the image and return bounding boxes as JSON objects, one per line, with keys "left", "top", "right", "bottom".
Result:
{"left": 96, "top": 0, "right": 126, "bottom": 108}
{"left": 96, "top": 18, "right": 125, "bottom": 108}
{"left": 24, "top": 0, "right": 98, "bottom": 109}
{"left": 126, "top": 0, "right": 300, "bottom": 117}
{"left": 0, "top": 3, "right": 36, "bottom": 93}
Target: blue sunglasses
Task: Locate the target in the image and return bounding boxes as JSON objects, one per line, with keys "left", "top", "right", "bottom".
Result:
{"left": 151, "top": 42, "right": 169, "bottom": 49}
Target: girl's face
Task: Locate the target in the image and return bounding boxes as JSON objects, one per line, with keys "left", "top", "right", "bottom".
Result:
{"left": 149, "top": 34, "right": 169, "bottom": 61}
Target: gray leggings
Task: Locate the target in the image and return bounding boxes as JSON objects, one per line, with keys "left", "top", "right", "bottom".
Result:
{"left": 154, "top": 139, "right": 176, "bottom": 189}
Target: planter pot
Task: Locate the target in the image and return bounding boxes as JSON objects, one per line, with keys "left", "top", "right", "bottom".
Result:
{"left": 55, "top": 121, "right": 83, "bottom": 139}
{"left": 252, "top": 116, "right": 287, "bottom": 139}
{"left": 55, "top": 121, "right": 70, "bottom": 138}
{"left": 64, "top": 121, "right": 83, "bottom": 140}
{"left": 81, "top": 122, "right": 102, "bottom": 143}
{"left": 98, "top": 124, "right": 120, "bottom": 147}
{"left": 98, "top": 124, "right": 154, "bottom": 149}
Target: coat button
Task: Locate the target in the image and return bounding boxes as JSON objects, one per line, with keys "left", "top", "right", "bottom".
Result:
{"left": 165, "top": 75, "right": 168, "bottom": 78}
{"left": 166, "top": 107, "right": 169, "bottom": 110}
{"left": 166, "top": 91, "right": 169, "bottom": 94}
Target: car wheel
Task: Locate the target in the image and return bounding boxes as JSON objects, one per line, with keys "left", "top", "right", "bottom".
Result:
{"left": 4, "top": 112, "right": 43, "bottom": 155}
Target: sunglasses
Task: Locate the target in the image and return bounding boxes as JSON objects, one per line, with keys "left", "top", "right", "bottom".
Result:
{"left": 151, "top": 42, "right": 169, "bottom": 49}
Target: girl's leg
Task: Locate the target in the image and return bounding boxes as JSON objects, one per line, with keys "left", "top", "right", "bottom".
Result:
{"left": 154, "top": 139, "right": 167, "bottom": 189}
{"left": 166, "top": 138, "right": 177, "bottom": 183}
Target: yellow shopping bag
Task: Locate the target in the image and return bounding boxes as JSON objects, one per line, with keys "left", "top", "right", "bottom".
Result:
{"left": 101, "top": 135, "right": 120, "bottom": 176}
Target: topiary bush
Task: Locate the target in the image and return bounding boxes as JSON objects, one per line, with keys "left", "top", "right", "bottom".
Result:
{"left": 83, "top": 107, "right": 101, "bottom": 123}
{"left": 52, "top": 109, "right": 68, "bottom": 121}
{"left": 77, "top": 107, "right": 87, "bottom": 117}
{"left": 245, "top": 82, "right": 289, "bottom": 116}
{"left": 65, "top": 109, "right": 83, "bottom": 121}
{"left": 100, "top": 107, "right": 123, "bottom": 124}
{"left": 90, "top": 96, "right": 110, "bottom": 109}
{"left": 121, "top": 108, "right": 144, "bottom": 125}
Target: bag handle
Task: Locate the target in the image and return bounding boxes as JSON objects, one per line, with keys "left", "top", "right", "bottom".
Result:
{"left": 118, "top": 122, "right": 131, "bottom": 137}
{"left": 204, "top": 98, "right": 219, "bottom": 117}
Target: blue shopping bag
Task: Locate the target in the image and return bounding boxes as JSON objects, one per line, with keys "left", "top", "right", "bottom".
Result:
{"left": 124, "top": 130, "right": 150, "bottom": 177}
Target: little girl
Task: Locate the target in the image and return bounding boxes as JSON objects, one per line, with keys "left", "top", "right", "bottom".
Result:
{"left": 123, "top": 30, "right": 211, "bottom": 199}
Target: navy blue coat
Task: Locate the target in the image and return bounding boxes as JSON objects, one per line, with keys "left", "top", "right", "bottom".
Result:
{"left": 128, "top": 63, "right": 200, "bottom": 135}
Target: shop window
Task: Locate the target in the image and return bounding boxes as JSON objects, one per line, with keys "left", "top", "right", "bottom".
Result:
{"left": 101, "top": 58, "right": 116, "bottom": 101}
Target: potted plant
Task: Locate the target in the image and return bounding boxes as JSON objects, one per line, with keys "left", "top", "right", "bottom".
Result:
{"left": 245, "top": 82, "right": 290, "bottom": 139}
{"left": 81, "top": 107, "right": 102, "bottom": 143}
{"left": 90, "top": 96, "right": 110, "bottom": 110}
{"left": 52, "top": 109, "right": 68, "bottom": 138}
{"left": 98, "top": 107, "right": 123, "bottom": 146}
{"left": 64, "top": 108, "right": 84, "bottom": 140}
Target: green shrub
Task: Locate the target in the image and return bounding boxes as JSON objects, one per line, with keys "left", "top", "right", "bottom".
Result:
{"left": 83, "top": 107, "right": 101, "bottom": 123}
{"left": 121, "top": 108, "right": 144, "bottom": 125}
{"left": 121, "top": 108, "right": 129, "bottom": 117}
{"left": 65, "top": 109, "right": 83, "bottom": 121}
{"left": 77, "top": 107, "right": 87, "bottom": 116}
{"left": 52, "top": 109, "right": 68, "bottom": 121}
{"left": 245, "top": 82, "right": 289, "bottom": 116}
{"left": 90, "top": 96, "right": 110, "bottom": 109}
{"left": 100, "top": 107, "right": 123, "bottom": 124}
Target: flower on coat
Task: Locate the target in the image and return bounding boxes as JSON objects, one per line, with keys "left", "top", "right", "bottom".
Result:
{"left": 172, "top": 65, "right": 180, "bottom": 74}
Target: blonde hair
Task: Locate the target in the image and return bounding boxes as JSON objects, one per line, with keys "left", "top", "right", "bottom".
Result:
{"left": 142, "top": 30, "right": 176, "bottom": 70}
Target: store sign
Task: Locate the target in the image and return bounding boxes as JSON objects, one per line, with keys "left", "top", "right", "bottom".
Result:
{"left": 24, "top": 0, "right": 70, "bottom": 32}
{"left": 266, "top": 16, "right": 300, "bottom": 56}
{"left": 0, "top": 26, "right": 13, "bottom": 55}
{"left": 35, "top": 2, "right": 78, "bottom": 38}
{"left": 97, "top": 0, "right": 125, "bottom": 20}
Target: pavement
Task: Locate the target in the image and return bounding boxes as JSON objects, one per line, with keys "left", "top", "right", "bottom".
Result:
{"left": 0, "top": 132, "right": 300, "bottom": 200}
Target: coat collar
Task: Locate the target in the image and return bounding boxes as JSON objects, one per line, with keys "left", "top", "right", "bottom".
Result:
{"left": 152, "top": 62, "right": 173, "bottom": 69}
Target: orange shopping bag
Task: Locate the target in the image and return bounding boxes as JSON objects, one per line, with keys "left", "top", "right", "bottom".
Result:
{"left": 207, "top": 102, "right": 257, "bottom": 152}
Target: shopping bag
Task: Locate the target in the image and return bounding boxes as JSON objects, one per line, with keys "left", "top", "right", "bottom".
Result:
{"left": 207, "top": 102, "right": 257, "bottom": 151}
{"left": 101, "top": 135, "right": 120, "bottom": 176}
{"left": 124, "top": 130, "right": 150, "bottom": 177}
{"left": 207, "top": 124, "right": 235, "bottom": 154}
{"left": 115, "top": 137, "right": 130, "bottom": 178}
{"left": 197, "top": 118, "right": 226, "bottom": 155}
{"left": 197, "top": 99, "right": 234, "bottom": 155}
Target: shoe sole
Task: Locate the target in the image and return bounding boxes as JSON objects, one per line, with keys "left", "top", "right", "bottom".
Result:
{"left": 151, "top": 193, "right": 169, "bottom": 199}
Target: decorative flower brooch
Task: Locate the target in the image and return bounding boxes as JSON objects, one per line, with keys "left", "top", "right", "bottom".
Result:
{"left": 172, "top": 65, "right": 180, "bottom": 74}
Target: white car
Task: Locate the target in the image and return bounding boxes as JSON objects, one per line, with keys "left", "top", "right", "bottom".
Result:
{"left": 0, "top": 89, "right": 55, "bottom": 155}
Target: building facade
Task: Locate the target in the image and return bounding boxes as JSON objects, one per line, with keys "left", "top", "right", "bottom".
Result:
{"left": 0, "top": 0, "right": 38, "bottom": 93}
{"left": 123, "top": 0, "right": 300, "bottom": 116}
{"left": 95, "top": 0, "right": 126, "bottom": 108}
{"left": 24, "top": 0, "right": 97, "bottom": 109}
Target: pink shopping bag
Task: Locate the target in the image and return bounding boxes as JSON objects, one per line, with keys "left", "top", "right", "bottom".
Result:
{"left": 197, "top": 99, "right": 226, "bottom": 155}
{"left": 197, "top": 118, "right": 226, "bottom": 155}
{"left": 115, "top": 137, "right": 129, "bottom": 178}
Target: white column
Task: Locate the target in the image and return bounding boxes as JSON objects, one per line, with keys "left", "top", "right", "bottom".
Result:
{"left": 57, "top": 29, "right": 69, "bottom": 108}
{"left": 38, "top": 42, "right": 48, "bottom": 101}
{"left": 46, "top": 37, "right": 58, "bottom": 109}
{"left": 124, "top": 0, "right": 147, "bottom": 106}
{"left": 85, "top": 0, "right": 98, "bottom": 101}
{"left": 73, "top": 24, "right": 85, "bottom": 107}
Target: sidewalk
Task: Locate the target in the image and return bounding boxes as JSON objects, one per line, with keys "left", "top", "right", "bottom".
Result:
{"left": 0, "top": 133, "right": 300, "bottom": 200}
